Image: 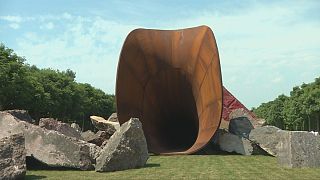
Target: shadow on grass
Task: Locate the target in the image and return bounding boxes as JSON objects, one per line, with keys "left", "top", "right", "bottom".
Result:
{"left": 144, "top": 163, "right": 160, "bottom": 168}
{"left": 26, "top": 156, "right": 79, "bottom": 170}
{"left": 27, "top": 155, "right": 160, "bottom": 173}
{"left": 25, "top": 175, "right": 47, "bottom": 180}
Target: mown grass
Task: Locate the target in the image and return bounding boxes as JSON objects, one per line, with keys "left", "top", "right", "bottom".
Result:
{"left": 26, "top": 155, "right": 320, "bottom": 179}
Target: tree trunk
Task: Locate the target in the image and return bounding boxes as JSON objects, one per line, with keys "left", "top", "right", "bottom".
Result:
{"left": 317, "top": 114, "right": 320, "bottom": 132}
{"left": 82, "top": 114, "right": 85, "bottom": 132}
{"left": 308, "top": 116, "right": 311, "bottom": 131}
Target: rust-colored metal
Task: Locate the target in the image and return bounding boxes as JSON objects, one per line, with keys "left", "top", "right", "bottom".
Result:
{"left": 116, "top": 26, "right": 223, "bottom": 155}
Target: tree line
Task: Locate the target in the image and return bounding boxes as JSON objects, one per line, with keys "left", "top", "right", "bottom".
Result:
{"left": 253, "top": 76, "right": 320, "bottom": 131}
{"left": 0, "top": 43, "right": 115, "bottom": 131}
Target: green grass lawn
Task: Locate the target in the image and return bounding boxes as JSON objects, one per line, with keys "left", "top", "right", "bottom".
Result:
{"left": 26, "top": 155, "right": 320, "bottom": 180}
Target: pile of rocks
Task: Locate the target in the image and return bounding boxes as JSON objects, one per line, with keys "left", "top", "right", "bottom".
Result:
{"left": 205, "top": 117, "right": 282, "bottom": 156}
{"left": 0, "top": 111, "right": 149, "bottom": 179}
{"left": 208, "top": 117, "right": 256, "bottom": 155}
{"left": 207, "top": 116, "right": 320, "bottom": 168}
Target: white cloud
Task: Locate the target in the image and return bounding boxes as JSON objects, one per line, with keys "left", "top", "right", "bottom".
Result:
{"left": 40, "top": 22, "right": 54, "bottom": 30}
{"left": 272, "top": 77, "right": 283, "bottom": 83}
{"left": 9, "top": 23, "right": 20, "bottom": 29}
{"left": 62, "top": 13, "right": 72, "bottom": 20}
{"left": 0, "top": 13, "right": 76, "bottom": 25}
{"left": 16, "top": 16, "right": 138, "bottom": 93}
{"left": 0, "top": 15, "right": 22, "bottom": 23}
{"left": 1, "top": 15, "right": 22, "bottom": 29}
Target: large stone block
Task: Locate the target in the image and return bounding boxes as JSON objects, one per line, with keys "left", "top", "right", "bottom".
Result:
{"left": 277, "top": 131, "right": 320, "bottom": 168}
{"left": 0, "top": 134, "right": 26, "bottom": 180}
{"left": 249, "top": 126, "right": 282, "bottom": 156}
{"left": 95, "top": 118, "right": 149, "bottom": 172}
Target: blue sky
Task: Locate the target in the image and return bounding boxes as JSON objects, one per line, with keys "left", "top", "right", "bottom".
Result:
{"left": 0, "top": 0, "right": 319, "bottom": 108}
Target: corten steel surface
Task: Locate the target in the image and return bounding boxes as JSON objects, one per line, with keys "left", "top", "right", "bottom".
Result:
{"left": 116, "top": 26, "right": 223, "bottom": 155}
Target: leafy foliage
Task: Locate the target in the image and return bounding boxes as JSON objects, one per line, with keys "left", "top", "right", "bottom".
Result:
{"left": 253, "top": 77, "right": 320, "bottom": 131}
{"left": 0, "top": 43, "right": 115, "bottom": 131}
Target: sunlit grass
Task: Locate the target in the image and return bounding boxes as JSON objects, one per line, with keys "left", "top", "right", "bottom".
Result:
{"left": 26, "top": 155, "right": 320, "bottom": 179}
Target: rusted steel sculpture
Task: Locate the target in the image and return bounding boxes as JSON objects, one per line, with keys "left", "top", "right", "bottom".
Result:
{"left": 116, "top": 26, "right": 223, "bottom": 155}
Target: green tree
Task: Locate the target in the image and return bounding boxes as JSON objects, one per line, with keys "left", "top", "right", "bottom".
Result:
{"left": 0, "top": 43, "right": 115, "bottom": 131}
{"left": 254, "top": 76, "right": 320, "bottom": 131}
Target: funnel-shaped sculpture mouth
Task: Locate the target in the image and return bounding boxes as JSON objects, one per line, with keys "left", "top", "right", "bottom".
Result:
{"left": 116, "top": 26, "right": 223, "bottom": 155}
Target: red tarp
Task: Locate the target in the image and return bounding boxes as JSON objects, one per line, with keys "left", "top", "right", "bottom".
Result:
{"left": 222, "top": 86, "right": 256, "bottom": 122}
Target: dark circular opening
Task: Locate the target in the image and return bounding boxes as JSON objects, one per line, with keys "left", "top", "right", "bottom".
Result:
{"left": 142, "top": 68, "right": 199, "bottom": 153}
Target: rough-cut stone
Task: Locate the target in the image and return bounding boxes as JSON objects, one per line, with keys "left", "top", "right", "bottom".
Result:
{"left": 95, "top": 118, "right": 149, "bottom": 172}
{"left": 4, "top": 109, "right": 35, "bottom": 124}
{"left": 108, "top": 113, "right": 118, "bottom": 122}
{"left": 277, "top": 131, "right": 320, "bottom": 168}
{"left": 90, "top": 115, "right": 120, "bottom": 135}
{"left": 0, "top": 112, "right": 96, "bottom": 170}
{"left": 81, "top": 130, "right": 110, "bottom": 146}
{"left": 94, "top": 131, "right": 111, "bottom": 146}
{"left": 218, "top": 130, "right": 253, "bottom": 155}
{"left": 96, "top": 130, "right": 111, "bottom": 139}
{"left": 87, "top": 143, "right": 102, "bottom": 163}
{"left": 0, "top": 134, "right": 26, "bottom": 180}
{"left": 101, "top": 139, "right": 109, "bottom": 147}
{"left": 39, "top": 118, "right": 83, "bottom": 139}
{"left": 81, "top": 130, "right": 96, "bottom": 141}
{"left": 249, "top": 126, "right": 282, "bottom": 156}
{"left": 71, "top": 123, "right": 81, "bottom": 132}
{"left": 228, "top": 116, "right": 254, "bottom": 138}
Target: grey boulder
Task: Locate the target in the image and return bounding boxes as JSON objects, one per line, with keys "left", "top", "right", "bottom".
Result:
{"left": 217, "top": 130, "right": 253, "bottom": 155}
{"left": 81, "top": 130, "right": 96, "bottom": 141}
{"left": 4, "top": 109, "right": 35, "bottom": 124}
{"left": 95, "top": 118, "right": 149, "bottom": 172}
{"left": 0, "top": 134, "right": 26, "bottom": 180}
{"left": 0, "top": 112, "right": 96, "bottom": 170}
{"left": 228, "top": 116, "right": 254, "bottom": 138}
{"left": 277, "top": 131, "right": 320, "bottom": 168}
{"left": 39, "top": 118, "right": 83, "bottom": 139}
{"left": 249, "top": 126, "right": 282, "bottom": 156}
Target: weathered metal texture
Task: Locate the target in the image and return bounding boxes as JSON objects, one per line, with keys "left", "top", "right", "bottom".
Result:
{"left": 220, "top": 86, "right": 257, "bottom": 128}
{"left": 116, "top": 26, "right": 223, "bottom": 155}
